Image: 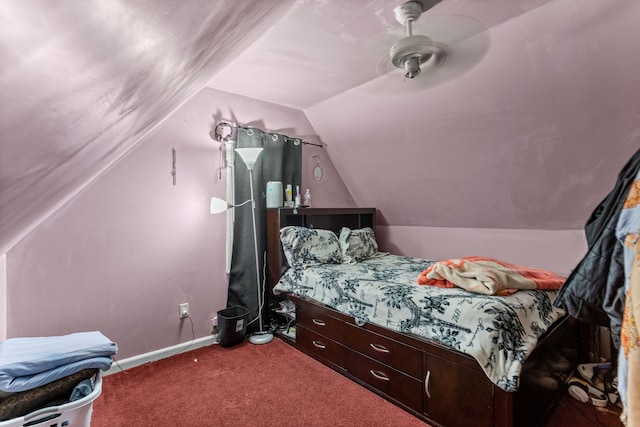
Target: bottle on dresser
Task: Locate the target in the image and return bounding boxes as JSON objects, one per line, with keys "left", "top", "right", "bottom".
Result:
{"left": 294, "top": 186, "right": 301, "bottom": 207}
{"left": 303, "top": 189, "right": 311, "bottom": 207}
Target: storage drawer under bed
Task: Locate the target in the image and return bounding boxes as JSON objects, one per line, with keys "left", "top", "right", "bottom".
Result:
{"left": 343, "top": 322, "right": 422, "bottom": 379}
{"left": 296, "top": 298, "right": 347, "bottom": 342}
{"left": 296, "top": 325, "right": 349, "bottom": 370}
{"left": 296, "top": 297, "right": 422, "bottom": 379}
{"left": 347, "top": 352, "right": 423, "bottom": 412}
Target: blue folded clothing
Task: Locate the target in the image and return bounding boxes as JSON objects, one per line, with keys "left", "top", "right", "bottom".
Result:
{"left": 69, "top": 378, "right": 94, "bottom": 402}
{"left": 0, "top": 331, "right": 117, "bottom": 393}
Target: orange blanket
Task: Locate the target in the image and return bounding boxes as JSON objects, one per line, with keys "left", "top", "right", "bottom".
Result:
{"left": 417, "top": 256, "right": 565, "bottom": 296}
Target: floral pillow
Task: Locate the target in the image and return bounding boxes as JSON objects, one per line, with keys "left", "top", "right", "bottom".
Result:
{"left": 339, "top": 227, "right": 378, "bottom": 263}
{"left": 280, "top": 226, "right": 342, "bottom": 267}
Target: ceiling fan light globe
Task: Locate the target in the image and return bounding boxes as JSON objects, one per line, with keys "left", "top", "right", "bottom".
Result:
{"left": 404, "top": 56, "right": 421, "bottom": 78}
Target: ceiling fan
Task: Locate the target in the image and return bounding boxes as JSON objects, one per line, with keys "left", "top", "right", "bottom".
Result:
{"left": 390, "top": 0, "right": 445, "bottom": 79}
{"left": 365, "top": 0, "right": 491, "bottom": 94}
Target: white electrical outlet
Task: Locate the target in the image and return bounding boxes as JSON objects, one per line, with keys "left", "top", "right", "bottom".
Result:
{"left": 179, "top": 303, "right": 189, "bottom": 319}
{"left": 211, "top": 316, "right": 218, "bottom": 334}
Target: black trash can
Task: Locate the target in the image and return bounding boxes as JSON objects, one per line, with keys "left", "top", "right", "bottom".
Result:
{"left": 217, "top": 306, "right": 250, "bottom": 347}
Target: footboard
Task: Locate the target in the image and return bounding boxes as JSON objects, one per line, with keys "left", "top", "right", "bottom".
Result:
{"left": 289, "top": 295, "right": 577, "bottom": 427}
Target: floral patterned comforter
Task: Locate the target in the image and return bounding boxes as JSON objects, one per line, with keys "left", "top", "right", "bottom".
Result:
{"left": 273, "top": 254, "right": 566, "bottom": 392}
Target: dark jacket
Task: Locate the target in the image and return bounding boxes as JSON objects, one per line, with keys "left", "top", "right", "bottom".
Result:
{"left": 554, "top": 148, "right": 640, "bottom": 349}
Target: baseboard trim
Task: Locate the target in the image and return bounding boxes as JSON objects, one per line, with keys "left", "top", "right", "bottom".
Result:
{"left": 104, "top": 335, "right": 219, "bottom": 376}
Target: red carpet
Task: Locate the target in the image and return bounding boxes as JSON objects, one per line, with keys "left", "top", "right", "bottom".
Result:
{"left": 92, "top": 338, "right": 429, "bottom": 426}
{"left": 547, "top": 392, "right": 623, "bottom": 427}
{"left": 92, "top": 337, "right": 623, "bottom": 426}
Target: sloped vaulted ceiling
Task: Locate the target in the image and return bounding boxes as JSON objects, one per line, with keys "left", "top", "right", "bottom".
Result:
{"left": 0, "top": 0, "right": 293, "bottom": 254}
{"left": 207, "top": 0, "right": 558, "bottom": 110}
{"left": 209, "top": 0, "right": 640, "bottom": 230}
{"left": 2, "top": 0, "right": 640, "bottom": 253}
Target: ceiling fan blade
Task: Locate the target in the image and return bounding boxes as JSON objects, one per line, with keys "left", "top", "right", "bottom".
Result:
{"left": 412, "top": 13, "right": 488, "bottom": 46}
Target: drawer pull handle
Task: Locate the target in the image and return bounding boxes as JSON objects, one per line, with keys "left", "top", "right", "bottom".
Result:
{"left": 312, "top": 319, "right": 326, "bottom": 326}
{"left": 425, "top": 370, "right": 431, "bottom": 398}
{"left": 312, "top": 340, "right": 326, "bottom": 349}
{"left": 370, "top": 370, "right": 390, "bottom": 381}
{"left": 370, "top": 343, "right": 390, "bottom": 353}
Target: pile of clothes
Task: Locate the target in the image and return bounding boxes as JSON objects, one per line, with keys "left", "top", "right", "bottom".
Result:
{"left": 568, "top": 362, "right": 620, "bottom": 409}
{"left": 0, "top": 331, "right": 117, "bottom": 421}
{"left": 555, "top": 148, "right": 640, "bottom": 425}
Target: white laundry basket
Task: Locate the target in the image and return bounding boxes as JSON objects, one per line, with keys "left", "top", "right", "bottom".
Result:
{"left": 0, "top": 372, "right": 102, "bottom": 427}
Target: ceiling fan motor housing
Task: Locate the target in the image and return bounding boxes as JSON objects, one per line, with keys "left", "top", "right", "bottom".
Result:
{"left": 390, "top": 0, "right": 443, "bottom": 78}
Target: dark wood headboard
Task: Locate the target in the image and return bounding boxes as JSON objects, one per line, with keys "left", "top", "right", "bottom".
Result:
{"left": 266, "top": 207, "right": 376, "bottom": 293}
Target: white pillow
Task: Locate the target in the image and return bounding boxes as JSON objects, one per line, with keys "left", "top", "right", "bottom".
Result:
{"left": 280, "top": 226, "right": 342, "bottom": 267}
{"left": 339, "top": 227, "right": 378, "bottom": 263}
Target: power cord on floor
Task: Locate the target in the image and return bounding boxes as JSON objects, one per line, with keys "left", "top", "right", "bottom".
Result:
{"left": 108, "top": 315, "right": 196, "bottom": 375}
{"left": 282, "top": 316, "right": 295, "bottom": 334}
{"left": 167, "top": 314, "right": 196, "bottom": 359}
{"left": 110, "top": 355, "right": 127, "bottom": 375}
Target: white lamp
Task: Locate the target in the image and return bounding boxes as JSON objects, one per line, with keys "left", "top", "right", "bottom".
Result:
{"left": 234, "top": 147, "right": 263, "bottom": 171}
{"left": 210, "top": 197, "right": 251, "bottom": 214}
{"left": 211, "top": 147, "right": 273, "bottom": 345}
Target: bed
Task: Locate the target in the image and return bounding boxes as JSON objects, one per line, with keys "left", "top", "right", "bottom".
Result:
{"left": 266, "top": 207, "right": 580, "bottom": 427}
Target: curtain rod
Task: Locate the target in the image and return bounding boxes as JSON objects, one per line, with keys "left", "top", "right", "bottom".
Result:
{"left": 302, "top": 140, "right": 323, "bottom": 148}
{"left": 214, "top": 121, "right": 324, "bottom": 148}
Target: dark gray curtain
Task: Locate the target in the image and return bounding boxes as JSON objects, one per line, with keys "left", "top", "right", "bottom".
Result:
{"left": 227, "top": 127, "right": 302, "bottom": 331}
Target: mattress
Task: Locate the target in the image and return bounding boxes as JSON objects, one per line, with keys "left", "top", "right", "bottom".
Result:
{"left": 274, "top": 254, "right": 566, "bottom": 391}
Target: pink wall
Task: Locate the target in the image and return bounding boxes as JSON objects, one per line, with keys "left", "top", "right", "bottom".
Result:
{"left": 305, "top": 0, "right": 640, "bottom": 232}
{"left": 297, "top": 0, "right": 640, "bottom": 278}
{"left": 5, "top": 88, "right": 351, "bottom": 358}
{"left": 0, "top": 255, "right": 6, "bottom": 341}
{"left": 300, "top": 139, "right": 355, "bottom": 209}
{"left": 3, "top": 0, "right": 636, "bottom": 362}
{"left": 377, "top": 226, "right": 587, "bottom": 277}
{"left": 0, "top": 0, "right": 293, "bottom": 256}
